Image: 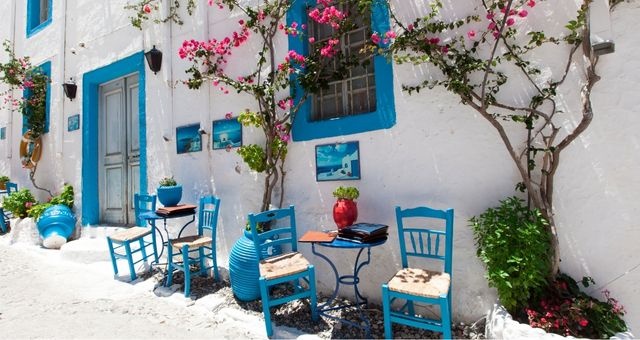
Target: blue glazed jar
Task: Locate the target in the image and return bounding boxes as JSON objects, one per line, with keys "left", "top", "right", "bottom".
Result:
{"left": 157, "top": 185, "right": 182, "bottom": 206}
{"left": 229, "top": 229, "right": 281, "bottom": 301}
{"left": 37, "top": 204, "right": 76, "bottom": 249}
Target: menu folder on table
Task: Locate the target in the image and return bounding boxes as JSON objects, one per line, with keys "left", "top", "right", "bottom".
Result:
{"left": 299, "top": 230, "right": 337, "bottom": 243}
{"left": 155, "top": 204, "right": 197, "bottom": 216}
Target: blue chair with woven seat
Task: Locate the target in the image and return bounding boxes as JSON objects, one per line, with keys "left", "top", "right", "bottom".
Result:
{"left": 248, "top": 205, "right": 318, "bottom": 337}
{"left": 382, "top": 205, "right": 454, "bottom": 339}
{"left": 166, "top": 195, "right": 221, "bottom": 297}
{"left": 106, "top": 193, "right": 158, "bottom": 281}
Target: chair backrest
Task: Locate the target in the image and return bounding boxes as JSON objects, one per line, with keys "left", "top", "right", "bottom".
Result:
{"left": 134, "top": 193, "right": 156, "bottom": 226}
{"left": 6, "top": 182, "right": 18, "bottom": 195}
{"left": 248, "top": 205, "right": 298, "bottom": 261}
{"left": 198, "top": 195, "right": 221, "bottom": 235}
{"left": 395, "top": 206, "right": 454, "bottom": 276}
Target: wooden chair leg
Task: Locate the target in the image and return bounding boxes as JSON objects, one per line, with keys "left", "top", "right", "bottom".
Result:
{"left": 382, "top": 284, "right": 393, "bottom": 339}
{"left": 182, "top": 245, "right": 191, "bottom": 297}
{"left": 124, "top": 241, "right": 137, "bottom": 281}
{"left": 166, "top": 245, "right": 174, "bottom": 287}
{"left": 107, "top": 238, "right": 119, "bottom": 276}
{"left": 259, "top": 277, "right": 273, "bottom": 337}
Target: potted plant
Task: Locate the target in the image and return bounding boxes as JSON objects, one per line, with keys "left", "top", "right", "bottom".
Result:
{"left": 157, "top": 176, "right": 182, "bottom": 207}
{"left": 0, "top": 175, "right": 9, "bottom": 190}
{"left": 2, "top": 188, "right": 37, "bottom": 218}
{"left": 332, "top": 186, "right": 359, "bottom": 229}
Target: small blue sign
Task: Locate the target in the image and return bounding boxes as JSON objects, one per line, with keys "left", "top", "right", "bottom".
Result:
{"left": 0, "top": 127, "right": 5, "bottom": 140}
{"left": 68, "top": 114, "right": 80, "bottom": 132}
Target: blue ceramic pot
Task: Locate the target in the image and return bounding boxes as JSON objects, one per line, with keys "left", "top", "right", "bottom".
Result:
{"left": 37, "top": 204, "right": 76, "bottom": 249}
{"left": 229, "top": 229, "right": 281, "bottom": 301}
{"left": 157, "top": 185, "right": 182, "bottom": 206}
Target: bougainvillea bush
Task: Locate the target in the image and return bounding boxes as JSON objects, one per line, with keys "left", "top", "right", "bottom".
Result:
{"left": 519, "top": 274, "right": 627, "bottom": 338}
{"left": 180, "top": 0, "right": 373, "bottom": 212}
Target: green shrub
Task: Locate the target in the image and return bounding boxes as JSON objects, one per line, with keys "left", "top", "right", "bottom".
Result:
{"left": 470, "top": 196, "right": 551, "bottom": 313}
{"left": 28, "top": 184, "right": 74, "bottom": 221}
{"left": 0, "top": 175, "right": 9, "bottom": 183}
{"left": 522, "top": 273, "right": 627, "bottom": 337}
{"left": 2, "top": 188, "right": 37, "bottom": 218}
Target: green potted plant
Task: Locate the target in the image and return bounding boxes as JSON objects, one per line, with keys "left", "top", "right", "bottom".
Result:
{"left": 157, "top": 176, "right": 182, "bottom": 207}
{"left": 2, "top": 188, "right": 37, "bottom": 218}
{"left": 332, "top": 186, "right": 360, "bottom": 229}
{"left": 0, "top": 175, "right": 9, "bottom": 190}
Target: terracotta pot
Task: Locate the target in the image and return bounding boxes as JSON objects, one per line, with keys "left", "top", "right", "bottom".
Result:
{"left": 333, "top": 199, "right": 358, "bottom": 229}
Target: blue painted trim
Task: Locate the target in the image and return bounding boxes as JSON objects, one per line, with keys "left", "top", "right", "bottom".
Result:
{"left": 82, "top": 52, "right": 147, "bottom": 226}
{"left": 289, "top": 0, "right": 396, "bottom": 141}
{"left": 22, "top": 61, "right": 51, "bottom": 135}
{"left": 26, "top": 0, "right": 53, "bottom": 38}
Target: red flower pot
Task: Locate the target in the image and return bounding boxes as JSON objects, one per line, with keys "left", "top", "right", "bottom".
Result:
{"left": 333, "top": 199, "right": 358, "bottom": 229}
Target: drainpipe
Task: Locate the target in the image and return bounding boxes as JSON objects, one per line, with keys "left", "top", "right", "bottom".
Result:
{"left": 163, "top": 0, "right": 174, "bottom": 143}
{"left": 57, "top": 0, "right": 68, "bottom": 159}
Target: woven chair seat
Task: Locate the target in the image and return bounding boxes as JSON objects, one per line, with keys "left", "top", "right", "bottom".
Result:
{"left": 170, "top": 235, "right": 213, "bottom": 250}
{"left": 109, "top": 227, "right": 152, "bottom": 242}
{"left": 259, "top": 252, "right": 309, "bottom": 280}
{"left": 387, "top": 268, "right": 450, "bottom": 298}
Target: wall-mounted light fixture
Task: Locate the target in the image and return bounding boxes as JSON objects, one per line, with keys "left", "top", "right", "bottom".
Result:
{"left": 62, "top": 78, "right": 77, "bottom": 101}
{"left": 145, "top": 45, "right": 163, "bottom": 74}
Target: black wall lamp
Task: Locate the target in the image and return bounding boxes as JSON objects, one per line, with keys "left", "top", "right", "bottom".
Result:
{"left": 62, "top": 78, "right": 77, "bottom": 101}
{"left": 145, "top": 45, "right": 163, "bottom": 74}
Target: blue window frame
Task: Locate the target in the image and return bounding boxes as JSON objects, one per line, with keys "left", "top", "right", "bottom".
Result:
{"left": 22, "top": 61, "right": 51, "bottom": 135}
{"left": 288, "top": 0, "right": 396, "bottom": 141}
{"left": 26, "top": 0, "right": 52, "bottom": 38}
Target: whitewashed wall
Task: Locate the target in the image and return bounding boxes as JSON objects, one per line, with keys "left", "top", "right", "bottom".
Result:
{"left": 0, "top": 0, "right": 638, "bottom": 329}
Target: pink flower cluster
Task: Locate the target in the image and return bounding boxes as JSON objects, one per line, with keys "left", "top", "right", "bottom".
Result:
{"left": 308, "top": 2, "right": 345, "bottom": 30}
{"left": 485, "top": 1, "right": 535, "bottom": 39}
{"left": 285, "top": 50, "right": 305, "bottom": 67}
{"left": 274, "top": 123, "right": 290, "bottom": 143}
{"left": 178, "top": 23, "right": 250, "bottom": 63}
{"left": 320, "top": 39, "right": 339, "bottom": 57}
{"left": 371, "top": 30, "right": 397, "bottom": 46}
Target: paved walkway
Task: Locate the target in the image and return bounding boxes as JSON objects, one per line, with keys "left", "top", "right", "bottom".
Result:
{"left": 0, "top": 240, "right": 313, "bottom": 339}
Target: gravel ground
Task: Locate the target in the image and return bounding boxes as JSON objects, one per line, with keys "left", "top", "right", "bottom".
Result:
{"left": 157, "top": 268, "right": 486, "bottom": 339}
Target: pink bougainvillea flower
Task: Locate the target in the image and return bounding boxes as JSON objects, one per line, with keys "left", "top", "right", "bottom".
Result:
{"left": 441, "top": 45, "right": 449, "bottom": 54}
{"left": 467, "top": 30, "right": 476, "bottom": 39}
{"left": 308, "top": 37, "right": 315, "bottom": 44}
{"left": 486, "top": 12, "right": 494, "bottom": 20}
{"left": 428, "top": 37, "right": 440, "bottom": 44}
{"left": 143, "top": 4, "right": 151, "bottom": 13}
{"left": 407, "top": 24, "right": 414, "bottom": 31}
{"left": 226, "top": 145, "right": 232, "bottom": 152}
{"left": 579, "top": 319, "right": 588, "bottom": 327}
{"left": 370, "top": 33, "right": 381, "bottom": 44}
{"left": 225, "top": 112, "right": 233, "bottom": 119}
{"left": 519, "top": 10, "right": 528, "bottom": 18}
{"left": 506, "top": 17, "right": 515, "bottom": 26}
{"left": 527, "top": 0, "right": 536, "bottom": 7}
{"left": 385, "top": 30, "right": 396, "bottom": 39}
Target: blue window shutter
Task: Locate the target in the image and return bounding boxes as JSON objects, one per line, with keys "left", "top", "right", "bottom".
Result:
{"left": 22, "top": 61, "right": 51, "bottom": 135}
{"left": 288, "top": 0, "right": 396, "bottom": 141}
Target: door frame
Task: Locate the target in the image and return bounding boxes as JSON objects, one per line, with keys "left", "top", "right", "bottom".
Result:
{"left": 82, "top": 52, "right": 148, "bottom": 226}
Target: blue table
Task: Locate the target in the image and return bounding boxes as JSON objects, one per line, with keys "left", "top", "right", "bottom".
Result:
{"left": 139, "top": 209, "right": 196, "bottom": 260}
{"left": 310, "top": 236, "right": 387, "bottom": 338}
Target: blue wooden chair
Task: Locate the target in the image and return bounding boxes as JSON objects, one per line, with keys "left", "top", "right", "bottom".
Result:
{"left": 248, "top": 205, "right": 318, "bottom": 337}
{"left": 166, "top": 195, "right": 221, "bottom": 297}
{"left": 382, "top": 206, "right": 454, "bottom": 339}
{"left": 0, "top": 182, "right": 18, "bottom": 233}
{"left": 106, "top": 193, "right": 158, "bottom": 281}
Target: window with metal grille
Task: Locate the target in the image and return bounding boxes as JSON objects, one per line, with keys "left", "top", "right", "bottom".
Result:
{"left": 309, "top": 6, "right": 377, "bottom": 121}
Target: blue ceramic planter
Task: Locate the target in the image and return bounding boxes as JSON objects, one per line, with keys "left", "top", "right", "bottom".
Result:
{"left": 157, "top": 185, "right": 182, "bottom": 206}
{"left": 229, "top": 229, "right": 281, "bottom": 301}
{"left": 37, "top": 204, "right": 76, "bottom": 249}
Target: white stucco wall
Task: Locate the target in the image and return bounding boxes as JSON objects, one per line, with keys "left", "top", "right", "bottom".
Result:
{"left": 0, "top": 0, "right": 638, "bottom": 329}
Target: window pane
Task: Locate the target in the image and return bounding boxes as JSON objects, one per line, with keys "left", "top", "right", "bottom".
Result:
{"left": 39, "top": 0, "right": 49, "bottom": 24}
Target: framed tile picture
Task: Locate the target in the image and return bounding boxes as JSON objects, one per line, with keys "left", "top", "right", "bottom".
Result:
{"left": 176, "top": 124, "right": 202, "bottom": 154}
{"left": 212, "top": 117, "right": 242, "bottom": 150}
{"left": 315, "top": 141, "right": 361, "bottom": 182}
{"left": 0, "top": 127, "right": 5, "bottom": 140}
{"left": 67, "top": 114, "right": 80, "bottom": 132}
